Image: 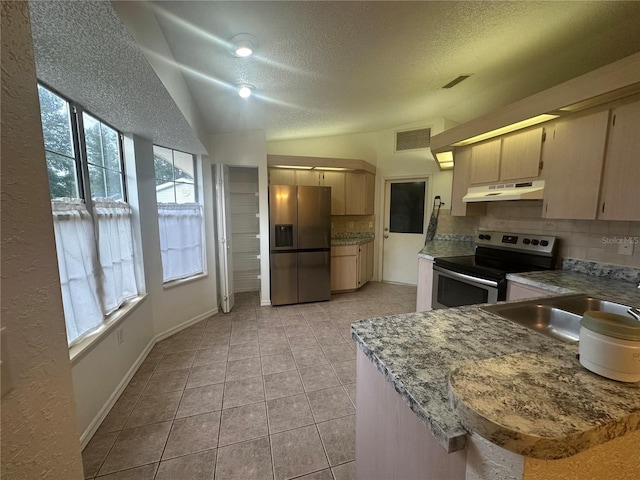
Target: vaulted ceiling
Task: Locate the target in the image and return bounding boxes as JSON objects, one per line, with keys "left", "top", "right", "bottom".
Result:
{"left": 30, "top": 1, "right": 640, "bottom": 153}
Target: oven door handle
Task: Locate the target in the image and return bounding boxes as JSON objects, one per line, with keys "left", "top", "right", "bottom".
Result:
{"left": 433, "top": 266, "right": 499, "bottom": 288}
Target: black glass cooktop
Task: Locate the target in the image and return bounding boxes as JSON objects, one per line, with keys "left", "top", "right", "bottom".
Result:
{"left": 434, "top": 254, "right": 548, "bottom": 282}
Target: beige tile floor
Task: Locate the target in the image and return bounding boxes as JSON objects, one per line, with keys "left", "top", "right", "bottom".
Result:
{"left": 82, "top": 281, "right": 417, "bottom": 480}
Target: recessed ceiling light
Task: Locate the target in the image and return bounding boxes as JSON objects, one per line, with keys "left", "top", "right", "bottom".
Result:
{"left": 230, "top": 34, "right": 255, "bottom": 58}
{"left": 237, "top": 84, "right": 253, "bottom": 98}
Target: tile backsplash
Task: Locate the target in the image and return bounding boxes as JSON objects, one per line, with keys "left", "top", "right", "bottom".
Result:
{"left": 331, "top": 215, "right": 375, "bottom": 236}
{"left": 435, "top": 201, "right": 640, "bottom": 268}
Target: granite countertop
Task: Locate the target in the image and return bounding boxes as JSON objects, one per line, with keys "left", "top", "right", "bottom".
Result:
{"left": 331, "top": 232, "right": 374, "bottom": 246}
{"left": 351, "top": 270, "right": 640, "bottom": 458}
{"left": 508, "top": 269, "right": 640, "bottom": 307}
{"left": 417, "top": 234, "right": 476, "bottom": 260}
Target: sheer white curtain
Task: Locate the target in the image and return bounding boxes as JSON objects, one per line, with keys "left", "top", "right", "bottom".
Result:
{"left": 93, "top": 198, "right": 139, "bottom": 313}
{"left": 157, "top": 203, "right": 204, "bottom": 282}
{"left": 51, "top": 199, "right": 103, "bottom": 345}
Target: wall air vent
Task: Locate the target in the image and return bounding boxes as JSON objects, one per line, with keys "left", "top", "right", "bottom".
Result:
{"left": 395, "top": 127, "right": 431, "bottom": 152}
{"left": 442, "top": 74, "right": 471, "bottom": 89}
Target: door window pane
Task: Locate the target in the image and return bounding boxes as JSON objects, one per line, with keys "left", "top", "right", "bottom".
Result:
{"left": 389, "top": 182, "right": 425, "bottom": 234}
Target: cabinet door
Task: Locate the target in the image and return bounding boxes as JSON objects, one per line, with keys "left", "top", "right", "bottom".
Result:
{"left": 345, "top": 172, "right": 376, "bottom": 215}
{"left": 500, "top": 128, "right": 543, "bottom": 181}
{"left": 506, "top": 281, "right": 553, "bottom": 301}
{"left": 450, "top": 146, "right": 487, "bottom": 217}
{"left": 598, "top": 97, "right": 640, "bottom": 221}
{"left": 470, "top": 138, "right": 501, "bottom": 184}
{"left": 345, "top": 172, "right": 367, "bottom": 214}
{"left": 366, "top": 241, "right": 374, "bottom": 282}
{"left": 321, "top": 171, "right": 346, "bottom": 215}
{"left": 331, "top": 250, "right": 358, "bottom": 291}
{"left": 269, "top": 168, "right": 295, "bottom": 185}
{"left": 416, "top": 258, "right": 434, "bottom": 312}
{"left": 295, "top": 170, "right": 321, "bottom": 186}
{"left": 542, "top": 108, "right": 609, "bottom": 219}
{"left": 357, "top": 244, "right": 368, "bottom": 287}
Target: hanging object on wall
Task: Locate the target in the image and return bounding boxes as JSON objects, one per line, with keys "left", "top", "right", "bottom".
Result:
{"left": 425, "top": 196, "right": 443, "bottom": 243}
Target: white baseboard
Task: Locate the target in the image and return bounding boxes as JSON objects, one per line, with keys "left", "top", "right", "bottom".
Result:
{"left": 260, "top": 299, "right": 271, "bottom": 306}
{"left": 79, "top": 307, "right": 219, "bottom": 448}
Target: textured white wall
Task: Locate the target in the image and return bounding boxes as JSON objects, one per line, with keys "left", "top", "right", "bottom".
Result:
{"left": 209, "top": 130, "right": 270, "bottom": 305}
{"left": 0, "top": 2, "right": 84, "bottom": 478}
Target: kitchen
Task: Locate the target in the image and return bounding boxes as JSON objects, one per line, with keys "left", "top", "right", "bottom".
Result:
{"left": 4, "top": 2, "right": 640, "bottom": 480}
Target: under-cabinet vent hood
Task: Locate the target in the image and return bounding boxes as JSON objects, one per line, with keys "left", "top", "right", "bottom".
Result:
{"left": 463, "top": 180, "right": 545, "bottom": 202}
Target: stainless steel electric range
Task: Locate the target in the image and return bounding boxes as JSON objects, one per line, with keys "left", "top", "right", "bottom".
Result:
{"left": 432, "top": 231, "right": 559, "bottom": 309}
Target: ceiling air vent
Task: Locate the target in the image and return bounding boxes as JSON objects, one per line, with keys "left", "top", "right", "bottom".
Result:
{"left": 442, "top": 74, "right": 471, "bottom": 89}
{"left": 395, "top": 127, "right": 431, "bottom": 152}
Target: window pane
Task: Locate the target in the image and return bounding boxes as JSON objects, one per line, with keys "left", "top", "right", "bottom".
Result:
{"left": 105, "top": 168, "right": 124, "bottom": 201}
{"left": 89, "top": 165, "right": 107, "bottom": 198}
{"left": 175, "top": 182, "right": 195, "bottom": 204}
{"left": 45, "top": 151, "right": 78, "bottom": 198}
{"left": 37, "top": 85, "right": 74, "bottom": 158}
{"left": 389, "top": 182, "right": 425, "bottom": 234}
{"left": 83, "top": 113, "right": 104, "bottom": 168}
{"left": 174, "top": 151, "right": 195, "bottom": 182}
{"left": 101, "top": 124, "right": 121, "bottom": 171}
{"left": 156, "top": 181, "right": 176, "bottom": 203}
{"left": 153, "top": 146, "right": 175, "bottom": 187}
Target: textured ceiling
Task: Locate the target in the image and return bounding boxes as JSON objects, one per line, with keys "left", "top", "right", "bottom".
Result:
{"left": 28, "top": 1, "right": 640, "bottom": 149}
{"left": 29, "top": 0, "right": 206, "bottom": 154}
{"left": 147, "top": 1, "right": 640, "bottom": 141}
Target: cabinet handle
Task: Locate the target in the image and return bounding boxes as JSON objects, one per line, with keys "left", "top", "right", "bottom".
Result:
{"left": 601, "top": 202, "right": 605, "bottom": 213}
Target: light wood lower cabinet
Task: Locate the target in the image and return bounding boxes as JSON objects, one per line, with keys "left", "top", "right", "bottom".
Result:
{"left": 331, "top": 241, "right": 373, "bottom": 292}
{"left": 506, "top": 281, "right": 554, "bottom": 301}
{"left": 416, "top": 257, "right": 434, "bottom": 312}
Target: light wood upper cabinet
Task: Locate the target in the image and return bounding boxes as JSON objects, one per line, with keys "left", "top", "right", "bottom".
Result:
{"left": 451, "top": 146, "right": 487, "bottom": 217}
{"left": 500, "top": 127, "right": 543, "bottom": 181}
{"left": 295, "top": 170, "right": 321, "bottom": 186}
{"left": 345, "top": 172, "right": 375, "bottom": 215}
{"left": 321, "top": 171, "right": 346, "bottom": 215}
{"left": 598, "top": 97, "right": 640, "bottom": 221}
{"left": 469, "top": 138, "right": 501, "bottom": 184}
{"left": 268, "top": 168, "right": 296, "bottom": 185}
{"left": 542, "top": 108, "right": 609, "bottom": 219}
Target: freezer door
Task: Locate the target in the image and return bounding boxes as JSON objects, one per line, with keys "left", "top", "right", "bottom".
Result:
{"left": 270, "top": 252, "right": 298, "bottom": 306}
{"left": 297, "top": 186, "right": 332, "bottom": 249}
{"left": 298, "top": 251, "right": 331, "bottom": 303}
{"left": 270, "top": 185, "right": 298, "bottom": 250}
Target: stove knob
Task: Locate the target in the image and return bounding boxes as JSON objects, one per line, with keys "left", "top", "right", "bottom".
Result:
{"left": 523, "top": 238, "right": 531, "bottom": 245}
{"left": 485, "top": 234, "right": 491, "bottom": 240}
{"left": 531, "top": 239, "right": 540, "bottom": 246}
{"left": 479, "top": 234, "right": 486, "bottom": 240}
{"left": 540, "top": 240, "right": 549, "bottom": 247}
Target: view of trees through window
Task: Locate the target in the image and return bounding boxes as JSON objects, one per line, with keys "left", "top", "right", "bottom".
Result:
{"left": 37, "top": 85, "right": 78, "bottom": 198}
{"left": 153, "top": 146, "right": 196, "bottom": 204}
{"left": 37, "top": 85, "right": 125, "bottom": 200}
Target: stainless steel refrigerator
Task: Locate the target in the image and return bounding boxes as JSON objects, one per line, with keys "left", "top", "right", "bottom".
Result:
{"left": 269, "top": 185, "right": 331, "bottom": 306}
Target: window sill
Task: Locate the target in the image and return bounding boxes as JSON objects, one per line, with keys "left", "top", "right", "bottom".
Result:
{"left": 69, "top": 294, "right": 148, "bottom": 366}
{"left": 163, "top": 272, "right": 208, "bottom": 290}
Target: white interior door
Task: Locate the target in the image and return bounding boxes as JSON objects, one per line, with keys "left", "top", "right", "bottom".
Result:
{"left": 381, "top": 178, "right": 429, "bottom": 285}
{"left": 214, "top": 163, "right": 235, "bottom": 313}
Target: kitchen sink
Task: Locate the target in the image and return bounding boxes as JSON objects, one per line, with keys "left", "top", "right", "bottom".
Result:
{"left": 481, "top": 295, "right": 633, "bottom": 343}
{"left": 547, "top": 296, "right": 632, "bottom": 317}
{"left": 482, "top": 303, "right": 582, "bottom": 342}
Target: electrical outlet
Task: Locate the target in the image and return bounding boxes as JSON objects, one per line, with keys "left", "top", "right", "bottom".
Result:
{"left": 368, "top": 221, "right": 373, "bottom": 228}
{"left": 618, "top": 242, "right": 634, "bottom": 256}
{"left": 116, "top": 328, "right": 124, "bottom": 344}
{"left": 348, "top": 221, "right": 354, "bottom": 228}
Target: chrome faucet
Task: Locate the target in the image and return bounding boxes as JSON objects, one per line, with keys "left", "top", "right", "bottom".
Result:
{"left": 629, "top": 307, "right": 640, "bottom": 321}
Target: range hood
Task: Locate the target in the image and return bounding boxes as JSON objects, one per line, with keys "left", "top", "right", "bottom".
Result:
{"left": 463, "top": 180, "right": 545, "bottom": 203}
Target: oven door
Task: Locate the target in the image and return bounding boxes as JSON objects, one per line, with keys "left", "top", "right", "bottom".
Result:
{"left": 432, "top": 265, "right": 501, "bottom": 309}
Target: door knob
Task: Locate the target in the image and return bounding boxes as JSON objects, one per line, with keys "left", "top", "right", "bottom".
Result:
{"left": 384, "top": 234, "right": 389, "bottom": 238}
